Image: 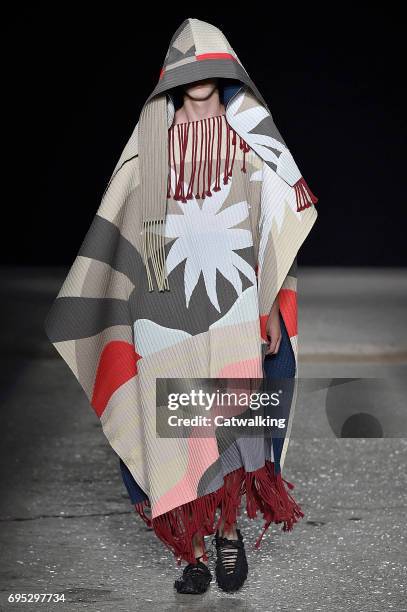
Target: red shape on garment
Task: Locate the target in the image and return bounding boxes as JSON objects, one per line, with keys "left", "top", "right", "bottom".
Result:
{"left": 260, "top": 314, "right": 269, "bottom": 341}
{"left": 91, "top": 341, "right": 141, "bottom": 417}
{"left": 196, "top": 52, "right": 237, "bottom": 62}
{"left": 278, "top": 289, "right": 298, "bottom": 338}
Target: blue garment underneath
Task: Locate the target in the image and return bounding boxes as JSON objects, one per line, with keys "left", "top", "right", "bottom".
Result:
{"left": 119, "top": 311, "right": 295, "bottom": 503}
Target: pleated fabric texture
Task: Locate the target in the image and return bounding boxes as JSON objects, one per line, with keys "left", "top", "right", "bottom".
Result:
{"left": 138, "top": 95, "right": 170, "bottom": 291}
{"left": 128, "top": 115, "right": 304, "bottom": 563}
{"left": 44, "top": 17, "right": 319, "bottom": 565}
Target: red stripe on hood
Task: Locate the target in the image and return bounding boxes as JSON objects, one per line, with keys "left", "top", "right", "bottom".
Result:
{"left": 196, "top": 53, "right": 237, "bottom": 61}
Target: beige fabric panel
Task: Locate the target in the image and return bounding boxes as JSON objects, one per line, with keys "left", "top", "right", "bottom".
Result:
{"left": 100, "top": 376, "right": 149, "bottom": 495}
{"left": 190, "top": 18, "right": 239, "bottom": 60}
{"left": 57, "top": 256, "right": 134, "bottom": 300}
{"left": 258, "top": 165, "right": 318, "bottom": 317}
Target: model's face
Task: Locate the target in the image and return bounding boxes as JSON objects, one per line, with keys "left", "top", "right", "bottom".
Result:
{"left": 182, "top": 78, "right": 219, "bottom": 100}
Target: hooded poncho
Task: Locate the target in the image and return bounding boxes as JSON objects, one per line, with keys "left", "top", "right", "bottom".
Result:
{"left": 44, "top": 18, "right": 318, "bottom": 564}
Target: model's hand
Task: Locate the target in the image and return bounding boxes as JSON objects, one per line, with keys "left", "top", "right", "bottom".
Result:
{"left": 265, "top": 297, "right": 281, "bottom": 355}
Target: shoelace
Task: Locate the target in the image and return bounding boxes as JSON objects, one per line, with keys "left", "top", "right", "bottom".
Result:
{"left": 212, "top": 535, "right": 243, "bottom": 575}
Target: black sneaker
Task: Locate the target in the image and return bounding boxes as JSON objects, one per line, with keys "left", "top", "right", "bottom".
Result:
{"left": 174, "top": 559, "right": 212, "bottom": 594}
{"left": 213, "top": 528, "right": 248, "bottom": 592}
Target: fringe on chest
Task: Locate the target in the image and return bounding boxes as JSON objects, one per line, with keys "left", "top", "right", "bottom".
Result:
{"left": 167, "top": 114, "right": 251, "bottom": 203}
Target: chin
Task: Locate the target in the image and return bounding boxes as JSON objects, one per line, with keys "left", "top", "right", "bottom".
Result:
{"left": 184, "top": 79, "right": 218, "bottom": 100}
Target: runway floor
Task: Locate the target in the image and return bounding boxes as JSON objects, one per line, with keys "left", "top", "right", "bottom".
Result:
{"left": 0, "top": 266, "right": 406, "bottom": 611}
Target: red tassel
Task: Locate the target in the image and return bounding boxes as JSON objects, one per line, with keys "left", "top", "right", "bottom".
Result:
{"left": 201, "top": 119, "right": 208, "bottom": 199}
{"left": 173, "top": 125, "right": 180, "bottom": 200}
{"left": 134, "top": 500, "right": 152, "bottom": 528}
{"left": 229, "top": 130, "right": 237, "bottom": 177}
{"left": 206, "top": 117, "right": 215, "bottom": 197}
{"left": 239, "top": 136, "right": 251, "bottom": 173}
{"left": 173, "top": 125, "right": 182, "bottom": 201}
{"left": 294, "top": 177, "right": 318, "bottom": 212}
{"left": 173, "top": 123, "right": 190, "bottom": 203}
{"left": 213, "top": 115, "right": 222, "bottom": 192}
{"left": 182, "top": 124, "right": 190, "bottom": 203}
{"left": 224, "top": 121, "right": 231, "bottom": 184}
{"left": 169, "top": 126, "right": 177, "bottom": 199}
{"left": 196, "top": 120, "right": 204, "bottom": 199}
{"left": 168, "top": 117, "right": 254, "bottom": 204}
{"left": 186, "top": 121, "right": 197, "bottom": 200}
{"left": 133, "top": 460, "right": 304, "bottom": 565}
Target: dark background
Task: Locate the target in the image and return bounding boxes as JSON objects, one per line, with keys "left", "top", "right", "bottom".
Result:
{"left": 3, "top": 3, "right": 406, "bottom": 266}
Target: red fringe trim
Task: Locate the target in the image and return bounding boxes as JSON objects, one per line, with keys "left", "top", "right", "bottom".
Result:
{"left": 168, "top": 116, "right": 249, "bottom": 202}
{"left": 294, "top": 177, "right": 319, "bottom": 212}
{"left": 134, "top": 460, "right": 304, "bottom": 565}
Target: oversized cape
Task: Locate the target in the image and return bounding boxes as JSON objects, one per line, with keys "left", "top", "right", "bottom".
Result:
{"left": 44, "top": 18, "right": 318, "bottom": 564}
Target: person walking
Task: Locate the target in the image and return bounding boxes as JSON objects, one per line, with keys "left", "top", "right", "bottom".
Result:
{"left": 44, "top": 17, "right": 318, "bottom": 595}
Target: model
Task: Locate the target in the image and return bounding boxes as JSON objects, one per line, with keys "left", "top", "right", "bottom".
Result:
{"left": 44, "top": 17, "right": 318, "bottom": 595}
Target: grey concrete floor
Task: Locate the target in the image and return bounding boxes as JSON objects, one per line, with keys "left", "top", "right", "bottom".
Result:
{"left": 0, "top": 266, "right": 406, "bottom": 612}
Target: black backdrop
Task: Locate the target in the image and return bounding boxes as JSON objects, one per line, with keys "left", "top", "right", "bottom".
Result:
{"left": 3, "top": 4, "right": 406, "bottom": 266}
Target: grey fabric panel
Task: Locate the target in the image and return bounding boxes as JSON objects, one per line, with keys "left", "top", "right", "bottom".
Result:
{"left": 197, "top": 436, "right": 268, "bottom": 497}
{"left": 166, "top": 43, "right": 196, "bottom": 65}
{"left": 129, "top": 245, "right": 256, "bottom": 336}
{"left": 44, "top": 296, "right": 131, "bottom": 342}
{"left": 287, "top": 257, "right": 298, "bottom": 278}
{"left": 165, "top": 18, "right": 190, "bottom": 56}
{"left": 250, "top": 114, "right": 287, "bottom": 147}
{"left": 78, "top": 215, "right": 143, "bottom": 286}
{"left": 197, "top": 443, "right": 242, "bottom": 497}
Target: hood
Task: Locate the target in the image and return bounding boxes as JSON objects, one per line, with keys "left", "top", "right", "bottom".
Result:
{"left": 109, "top": 18, "right": 273, "bottom": 185}
{"left": 146, "top": 18, "right": 268, "bottom": 112}
{"left": 107, "top": 18, "right": 318, "bottom": 292}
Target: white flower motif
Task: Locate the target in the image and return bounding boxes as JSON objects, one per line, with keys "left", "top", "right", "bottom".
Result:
{"left": 165, "top": 169, "right": 256, "bottom": 312}
{"left": 226, "top": 92, "right": 286, "bottom": 166}
{"left": 250, "top": 162, "right": 301, "bottom": 231}
{"left": 226, "top": 91, "right": 302, "bottom": 185}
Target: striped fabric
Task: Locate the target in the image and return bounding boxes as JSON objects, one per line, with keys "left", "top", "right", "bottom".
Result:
{"left": 44, "top": 18, "right": 318, "bottom": 564}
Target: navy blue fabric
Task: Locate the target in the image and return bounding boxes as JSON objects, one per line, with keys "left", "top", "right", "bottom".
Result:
{"left": 222, "top": 81, "right": 243, "bottom": 106}
{"left": 119, "top": 457, "right": 148, "bottom": 504}
{"left": 263, "top": 312, "right": 296, "bottom": 379}
{"left": 263, "top": 312, "right": 296, "bottom": 474}
{"left": 119, "top": 311, "right": 296, "bottom": 502}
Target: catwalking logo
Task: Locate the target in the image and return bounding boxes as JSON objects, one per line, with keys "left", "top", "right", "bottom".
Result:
{"left": 167, "top": 413, "right": 287, "bottom": 429}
